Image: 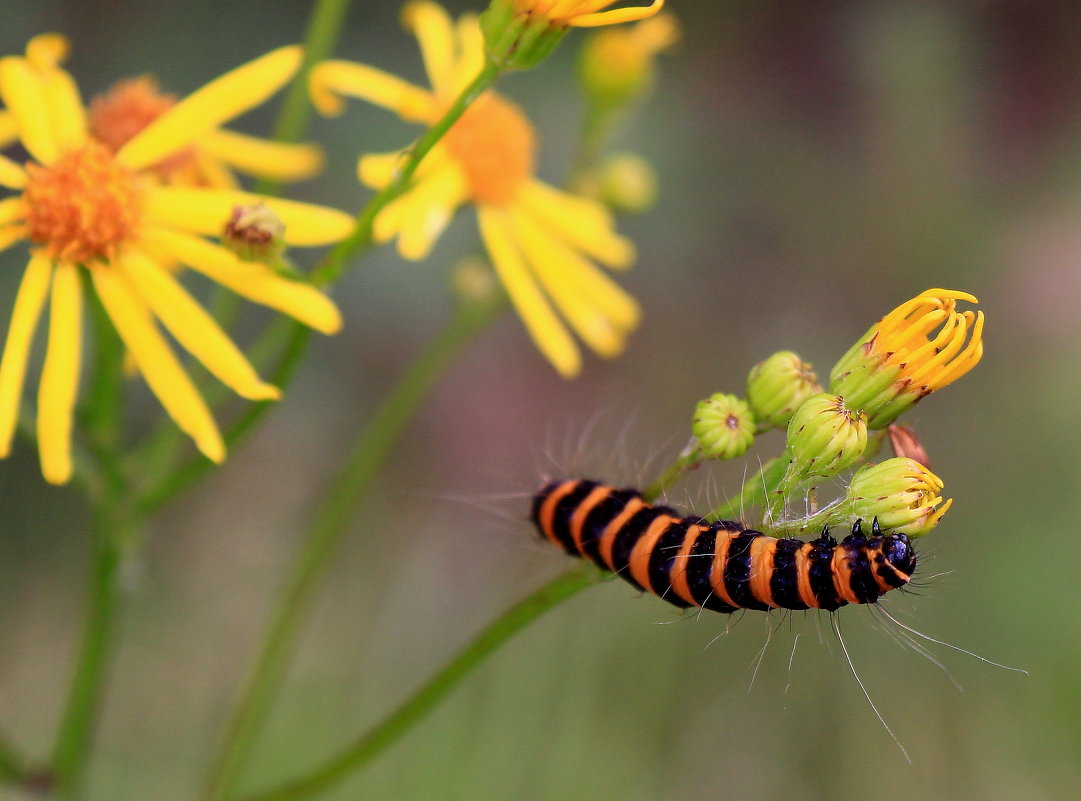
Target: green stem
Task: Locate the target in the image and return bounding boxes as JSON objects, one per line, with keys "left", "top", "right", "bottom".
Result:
{"left": 253, "top": 0, "right": 353, "bottom": 197}
{"left": 50, "top": 496, "right": 133, "bottom": 799}
{"left": 710, "top": 455, "right": 787, "bottom": 523}
{"left": 0, "top": 733, "right": 29, "bottom": 785}
{"left": 310, "top": 59, "right": 503, "bottom": 287}
{"left": 200, "top": 294, "right": 502, "bottom": 801}
{"left": 642, "top": 444, "right": 701, "bottom": 502}
{"left": 236, "top": 565, "right": 602, "bottom": 801}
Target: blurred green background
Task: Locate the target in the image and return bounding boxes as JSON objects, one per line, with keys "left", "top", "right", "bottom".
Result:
{"left": 2, "top": 1, "right": 1079, "bottom": 799}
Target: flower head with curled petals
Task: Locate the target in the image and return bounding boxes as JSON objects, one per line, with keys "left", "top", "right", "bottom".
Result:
{"left": 830, "top": 289, "right": 985, "bottom": 429}
{"left": 311, "top": 1, "right": 640, "bottom": 377}
{"left": 0, "top": 35, "right": 353, "bottom": 484}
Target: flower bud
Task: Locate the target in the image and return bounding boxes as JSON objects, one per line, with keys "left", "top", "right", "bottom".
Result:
{"left": 846, "top": 457, "right": 952, "bottom": 537}
{"left": 222, "top": 203, "right": 285, "bottom": 262}
{"left": 746, "top": 350, "right": 822, "bottom": 429}
{"left": 886, "top": 424, "right": 930, "bottom": 468}
{"left": 829, "top": 289, "right": 984, "bottom": 429}
{"left": 451, "top": 257, "right": 500, "bottom": 306}
{"left": 692, "top": 393, "right": 755, "bottom": 460}
{"left": 785, "top": 393, "right": 867, "bottom": 478}
{"left": 595, "top": 153, "right": 657, "bottom": 213}
{"left": 578, "top": 13, "right": 678, "bottom": 108}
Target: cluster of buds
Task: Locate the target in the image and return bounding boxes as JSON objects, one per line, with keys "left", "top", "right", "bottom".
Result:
{"left": 687, "top": 290, "right": 982, "bottom": 538}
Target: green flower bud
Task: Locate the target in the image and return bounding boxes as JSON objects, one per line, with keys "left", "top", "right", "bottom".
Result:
{"left": 785, "top": 393, "right": 867, "bottom": 478}
{"left": 222, "top": 203, "right": 285, "bottom": 263}
{"left": 578, "top": 13, "right": 678, "bottom": 108}
{"left": 846, "top": 457, "right": 952, "bottom": 537}
{"left": 596, "top": 153, "right": 657, "bottom": 213}
{"left": 692, "top": 393, "right": 755, "bottom": 460}
{"left": 481, "top": 0, "right": 569, "bottom": 70}
{"left": 746, "top": 350, "right": 822, "bottom": 429}
{"left": 829, "top": 289, "right": 984, "bottom": 428}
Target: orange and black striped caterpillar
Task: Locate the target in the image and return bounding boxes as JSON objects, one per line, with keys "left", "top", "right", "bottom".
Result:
{"left": 532, "top": 478, "right": 916, "bottom": 612}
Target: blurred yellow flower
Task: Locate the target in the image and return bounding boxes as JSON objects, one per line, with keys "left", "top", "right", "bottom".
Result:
{"left": 0, "top": 35, "right": 323, "bottom": 188}
{"left": 506, "top": 0, "right": 665, "bottom": 28}
{"left": 311, "top": 1, "right": 640, "bottom": 377}
{"left": 0, "top": 36, "right": 352, "bottom": 484}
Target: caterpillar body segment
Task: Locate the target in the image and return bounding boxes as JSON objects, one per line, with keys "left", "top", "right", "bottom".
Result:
{"left": 531, "top": 479, "right": 916, "bottom": 613}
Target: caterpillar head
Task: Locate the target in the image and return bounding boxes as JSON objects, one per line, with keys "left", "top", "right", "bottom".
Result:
{"left": 881, "top": 532, "right": 916, "bottom": 578}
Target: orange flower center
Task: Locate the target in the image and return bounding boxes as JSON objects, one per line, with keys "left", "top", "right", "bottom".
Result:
{"left": 443, "top": 93, "right": 535, "bottom": 206}
{"left": 24, "top": 141, "right": 143, "bottom": 263}
{"left": 88, "top": 76, "right": 195, "bottom": 176}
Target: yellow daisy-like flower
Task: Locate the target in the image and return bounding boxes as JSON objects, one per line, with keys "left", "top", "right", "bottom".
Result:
{"left": 0, "top": 35, "right": 323, "bottom": 188}
{"left": 311, "top": 1, "right": 640, "bottom": 377}
{"left": 506, "top": 0, "right": 665, "bottom": 28}
{"left": 0, "top": 39, "right": 353, "bottom": 484}
{"left": 829, "top": 289, "right": 985, "bottom": 429}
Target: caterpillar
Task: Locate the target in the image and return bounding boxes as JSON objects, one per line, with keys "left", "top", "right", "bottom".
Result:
{"left": 531, "top": 478, "right": 916, "bottom": 613}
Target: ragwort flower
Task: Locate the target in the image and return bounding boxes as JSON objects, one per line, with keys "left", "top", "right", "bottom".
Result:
{"left": 310, "top": 1, "right": 640, "bottom": 377}
{"left": 0, "top": 39, "right": 352, "bottom": 484}
{"left": 0, "top": 35, "right": 324, "bottom": 188}
{"left": 829, "top": 289, "right": 984, "bottom": 429}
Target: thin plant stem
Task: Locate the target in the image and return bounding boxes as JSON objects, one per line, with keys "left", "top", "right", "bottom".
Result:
{"left": 310, "top": 59, "right": 503, "bottom": 287}
{"left": 642, "top": 443, "right": 700, "bottom": 502}
{"left": 0, "top": 733, "right": 30, "bottom": 785}
{"left": 709, "top": 455, "right": 787, "bottom": 523}
{"left": 200, "top": 293, "right": 503, "bottom": 801}
{"left": 236, "top": 565, "right": 603, "bottom": 801}
{"left": 49, "top": 494, "right": 134, "bottom": 800}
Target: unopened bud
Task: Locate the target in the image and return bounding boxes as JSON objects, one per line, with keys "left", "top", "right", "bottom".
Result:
{"left": 785, "top": 393, "right": 867, "bottom": 478}
{"left": 578, "top": 13, "right": 678, "bottom": 108}
{"left": 846, "top": 457, "right": 951, "bottom": 537}
{"left": 222, "top": 203, "right": 285, "bottom": 262}
{"left": 746, "top": 350, "right": 822, "bottom": 429}
{"left": 596, "top": 153, "right": 657, "bottom": 213}
{"left": 451, "top": 257, "right": 500, "bottom": 306}
{"left": 692, "top": 393, "right": 755, "bottom": 460}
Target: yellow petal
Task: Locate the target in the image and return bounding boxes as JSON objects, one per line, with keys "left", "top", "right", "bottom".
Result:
{"left": 40, "top": 66, "right": 87, "bottom": 152}
{"left": 143, "top": 227, "right": 342, "bottom": 334}
{"left": 91, "top": 266, "right": 225, "bottom": 464}
{"left": 0, "top": 56, "right": 59, "bottom": 164}
{"left": 37, "top": 261, "right": 82, "bottom": 485}
{"left": 477, "top": 206, "right": 580, "bottom": 377}
{"left": 402, "top": 1, "right": 456, "bottom": 98}
{"left": 0, "top": 154, "right": 28, "bottom": 189}
{"left": 0, "top": 254, "right": 52, "bottom": 457}
{"left": 387, "top": 164, "right": 468, "bottom": 260}
{"left": 570, "top": 0, "right": 665, "bottom": 27}
{"left": 201, "top": 129, "right": 325, "bottom": 182}
{"left": 0, "top": 110, "right": 18, "bottom": 148}
{"left": 509, "top": 206, "right": 637, "bottom": 358}
{"left": 120, "top": 249, "right": 280, "bottom": 401}
{"left": 308, "top": 60, "right": 438, "bottom": 123}
{"left": 449, "top": 14, "right": 486, "bottom": 98}
{"left": 25, "top": 34, "right": 70, "bottom": 71}
{"left": 145, "top": 186, "right": 354, "bottom": 246}
{"left": 358, "top": 149, "right": 409, "bottom": 189}
{"left": 0, "top": 198, "right": 26, "bottom": 226}
{"left": 519, "top": 180, "right": 634, "bottom": 268}
{"left": 190, "top": 148, "right": 239, "bottom": 189}
{"left": 0, "top": 224, "right": 27, "bottom": 253}
{"left": 117, "top": 46, "right": 302, "bottom": 171}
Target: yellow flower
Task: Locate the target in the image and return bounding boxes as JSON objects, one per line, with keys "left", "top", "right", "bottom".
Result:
{"left": 310, "top": 1, "right": 640, "bottom": 377}
{"left": 579, "top": 12, "right": 679, "bottom": 106}
{"left": 506, "top": 0, "right": 665, "bottom": 28}
{"left": 829, "top": 289, "right": 985, "bottom": 429}
{"left": 0, "top": 38, "right": 353, "bottom": 484}
{"left": 0, "top": 35, "right": 323, "bottom": 188}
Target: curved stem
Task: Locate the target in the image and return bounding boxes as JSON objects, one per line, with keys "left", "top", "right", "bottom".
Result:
{"left": 236, "top": 565, "right": 602, "bottom": 801}
{"left": 199, "top": 294, "right": 502, "bottom": 801}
